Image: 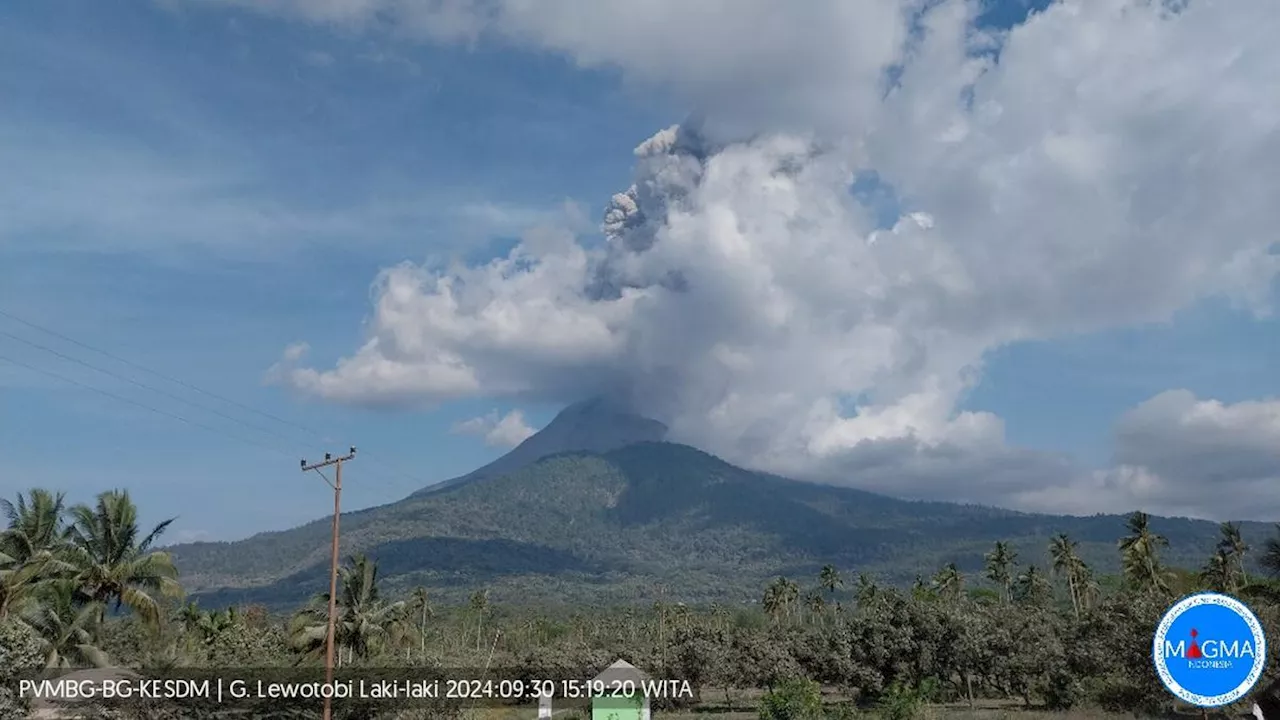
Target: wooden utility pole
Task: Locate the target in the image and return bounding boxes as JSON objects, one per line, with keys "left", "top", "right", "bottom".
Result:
{"left": 301, "top": 446, "right": 356, "bottom": 720}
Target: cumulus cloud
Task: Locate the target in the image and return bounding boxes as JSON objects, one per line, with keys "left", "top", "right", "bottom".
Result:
{"left": 452, "top": 409, "right": 537, "bottom": 448}
{"left": 281, "top": 342, "right": 310, "bottom": 363}
{"left": 1019, "top": 392, "right": 1280, "bottom": 521}
{"left": 195, "top": 0, "right": 912, "bottom": 136}
{"left": 264, "top": 0, "right": 1280, "bottom": 515}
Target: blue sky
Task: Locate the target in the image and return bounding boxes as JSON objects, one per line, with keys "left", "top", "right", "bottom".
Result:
{"left": 0, "top": 0, "right": 670, "bottom": 539}
{"left": 2, "top": 0, "right": 1278, "bottom": 539}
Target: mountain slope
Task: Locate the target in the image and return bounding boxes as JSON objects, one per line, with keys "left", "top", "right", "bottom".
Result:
{"left": 165, "top": 397, "right": 665, "bottom": 589}
{"left": 412, "top": 396, "right": 667, "bottom": 496}
{"left": 172, "top": 439, "right": 1272, "bottom": 610}
{"left": 167, "top": 397, "right": 667, "bottom": 591}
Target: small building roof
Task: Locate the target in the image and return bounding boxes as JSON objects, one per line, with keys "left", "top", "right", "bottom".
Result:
{"left": 593, "top": 659, "right": 650, "bottom": 685}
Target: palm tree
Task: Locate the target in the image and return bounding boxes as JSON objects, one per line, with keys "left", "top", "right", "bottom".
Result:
{"left": 1076, "top": 565, "right": 1102, "bottom": 612}
{"left": 768, "top": 573, "right": 798, "bottom": 614}
{"left": 178, "top": 601, "right": 204, "bottom": 630}
{"left": 196, "top": 607, "right": 240, "bottom": 645}
{"left": 1049, "top": 534, "right": 1086, "bottom": 617}
{"left": 672, "top": 601, "right": 691, "bottom": 631}
{"left": 1201, "top": 550, "right": 1234, "bottom": 594}
{"left": 20, "top": 581, "right": 110, "bottom": 669}
{"left": 1260, "top": 525, "right": 1280, "bottom": 579}
{"left": 855, "top": 573, "right": 879, "bottom": 606}
{"left": 819, "top": 565, "right": 843, "bottom": 598}
{"left": 470, "top": 589, "right": 490, "bottom": 652}
{"left": 760, "top": 586, "right": 778, "bottom": 621}
{"left": 762, "top": 578, "right": 792, "bottom": 623}
{"left": 763, "top": 577, "right": 800, "bottom": 620}
{"left": 291, "top": 554, "right": 407, "bottom": 665}
{"left": 0, "top": 489, "right": 76, "bottom": 619}
{"left": 1118, "top": 511, "right": 1170, "bottom": 594}
{"left": 1217, "top": 522, "right": 1250, "bottom": 590}
{"left": 781, "top": 578, "right": 800, "bottom": 618}
{"left": 932, "top": 563, "right": 965, "bottom": 601}
{"left": 1014, "top": 564, "right": 1053, "bottom": 606}
{"left": 1, "top": 489, "right": 72, "bottom": 563}
{"left": 64, "top": 490, "right": 182, "bottom": 625}
{"left": 410, "top": 586, "right": 432, "bottom": 658}
{"left": 0, "top": 543, "right": 65, "bottom": 617}
{"left": 652, "top": 597, "right": 668, "bottom": 664}
{"left": 709, "top": 601, "right": 729, "bottom": 630}
{"left": 911, "top": 574, "right": 935, "bottom": 601}
{"left": 804, "top": 590, "right": 826, "bottom": 623}
{"left": 984, "top": 541, "right": 1018, "bottom": 603}
{"left": 341, "top": 556, "right": 406, "bottom": 662}
{"left": 177, "top": 601, "right": 211, "bottom": 651}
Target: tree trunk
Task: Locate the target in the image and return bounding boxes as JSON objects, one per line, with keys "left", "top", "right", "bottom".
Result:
{"left": 420, "top": 607, "right": 427, "bottom": 659}
{"left": 1068, "top": 574, "right": 1079, "bottom": 619}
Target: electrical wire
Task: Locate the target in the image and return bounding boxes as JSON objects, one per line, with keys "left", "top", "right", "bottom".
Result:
{"left": 0, "top": 307, "right": 330, "bottom": 441}
{"left": 0, "top": 328, "right": 328, "bottom": 454}
{"left": 0, "top": 309, "right": 434, "bottom": 494}
{"left": 0, "top": 352, "right": 296, "bottom": 460}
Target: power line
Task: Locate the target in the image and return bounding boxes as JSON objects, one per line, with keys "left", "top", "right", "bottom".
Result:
{"left": 0, "top": 309, "right": 433, "bottom": 493}
{"left": 0, "top": 307, "right": 330, "bottom": 443}
{"left": 0, "top": 328, "right": 326, "bottom": 454}
{"left": 0, "top": 353, "right": 296, "bottom": 459}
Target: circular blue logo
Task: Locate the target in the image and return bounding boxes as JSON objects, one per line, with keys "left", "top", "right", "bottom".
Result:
{"left": 1153, "top": 593, "right": 1267, "bottom": 707}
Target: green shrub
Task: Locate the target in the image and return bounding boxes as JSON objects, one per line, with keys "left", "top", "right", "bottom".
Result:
{"left": 0, "top": 617, "right": 45, "bottom": 718}
{"left": 1041, "top": 668, "right": 1084, "bottom": 710}
{"left": 874, "top": 681, "right": 932, "bottom": 720}
{"left": 759, "top": 677, "right": 824, "bottom": 720}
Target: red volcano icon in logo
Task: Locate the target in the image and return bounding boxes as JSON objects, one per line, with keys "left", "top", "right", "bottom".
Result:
{"left": 1187, "top": 629, "right": 1204, "bottom": 659}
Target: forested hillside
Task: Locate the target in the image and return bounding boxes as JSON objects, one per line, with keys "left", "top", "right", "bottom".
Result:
{"left": 170, "top": 440, "right": 1274, "bottom": 610}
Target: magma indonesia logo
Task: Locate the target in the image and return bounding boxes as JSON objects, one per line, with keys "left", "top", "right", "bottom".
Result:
{"left": 1153, "top": 593, "right": 1267, "bottom": 707}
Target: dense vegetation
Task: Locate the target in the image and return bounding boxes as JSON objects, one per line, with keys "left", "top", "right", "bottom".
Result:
{"left": 7, "top": 486, "right": 1280, "bottom": 719}
{"left": 169, "top": 442, "right": 1275, "bottom": 610}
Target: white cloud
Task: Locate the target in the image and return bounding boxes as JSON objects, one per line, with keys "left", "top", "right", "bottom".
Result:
{"left": 194, "top": 0, "right": 912, "bottom": 136}
{"left": 1017, "top": 391, "right": 1280, "bottom": 521}
{"left": 281, "top": 342, "right": 310, "bottom": 363}
{"left": 266, "top": 0, "right": 1280, "bottom": 515}
{"left": 452, "top": 409, "right": 537, "bottom": 448}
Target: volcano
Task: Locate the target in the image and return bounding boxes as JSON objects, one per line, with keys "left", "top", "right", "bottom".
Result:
{"left": 166, "top": 398, "right": 1271, "bottom": 609}
{"left": 411, "top": 396, "right": 668, "bottom": 497}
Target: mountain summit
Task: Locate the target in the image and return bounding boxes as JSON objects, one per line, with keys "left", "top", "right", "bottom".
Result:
{"left": 416, "top": 396, "right": 667, "bottom": 495}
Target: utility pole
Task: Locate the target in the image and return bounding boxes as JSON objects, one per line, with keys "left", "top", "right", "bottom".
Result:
{"left": 301, "top": 446, "right": 356, "bottom": 720}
